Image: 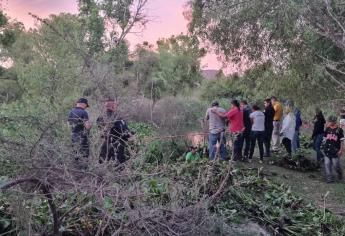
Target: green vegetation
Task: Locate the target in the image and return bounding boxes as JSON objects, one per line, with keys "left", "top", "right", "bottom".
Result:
{"left": 1, "top": 0, "right": 345, "bottom": 235}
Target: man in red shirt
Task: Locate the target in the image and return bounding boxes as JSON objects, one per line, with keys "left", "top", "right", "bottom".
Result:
{"left": 212, "top": 99, "right": 244, "bottom": 160}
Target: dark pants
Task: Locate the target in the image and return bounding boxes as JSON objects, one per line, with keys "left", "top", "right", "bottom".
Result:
{"left": 292, "top": 131, "right": 300, "bottom": 152}
{"left": 264, "top": 126, "right": 273, "bottom": 156}
{"left": 243, "top": 130, "right": 251, "bottom": 158}
{"left": 72, "top": 133, "right": 89, "bottom": 159}
{"left": 282, "top": 138, "right": 292, "bottom": 156}
{"left": 313, "top": 134, "right": 324, "bottom": 162}
{"left": 324, "top": 154, "right": 343, "bottom": 182}
{"left": 249, "top": 131, "right": 264, "bottom": 160}
{"left": 100, "top": 139, "right": 126, "bottom": 164}
{"left": 232, "top": 132, "right": 244, "bottom": 160}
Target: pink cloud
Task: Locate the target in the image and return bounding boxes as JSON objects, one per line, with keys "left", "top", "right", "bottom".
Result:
{"left": 4, "top": 0, "right": 222, "bottom": 69}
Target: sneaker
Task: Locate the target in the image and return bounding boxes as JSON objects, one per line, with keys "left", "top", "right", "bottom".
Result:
{"left": 259, "top": 160, "right": 263, "bottom": 164}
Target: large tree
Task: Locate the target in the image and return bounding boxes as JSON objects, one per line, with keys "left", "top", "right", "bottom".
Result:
{"left": 188, "top": 0, "right": 345, "bottom": 96}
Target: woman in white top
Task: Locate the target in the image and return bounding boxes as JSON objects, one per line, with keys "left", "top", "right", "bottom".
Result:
{"left": 249, "top": 104, "right": 265, "bottom": 162}
{"left": 280, "top": 105, "right": 296, "bottom": 156}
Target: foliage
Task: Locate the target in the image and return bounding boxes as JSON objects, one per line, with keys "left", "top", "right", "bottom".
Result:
{"left": 200, "top": 62, "right": 339, "bottom": 113}
{"left": 188, "top": 0, "right": 345, "bottom": 105}
{"left": 134, "top": 35, "right": 204, "bottom": 104}
{"left": 220, "top": 168, "right": 345, "bottom": 235}
{"left": 143, "top": 139, "right": 188, "bottom": 164}
{"left": 128, "top": 122, "right": 156, "bottom": 139}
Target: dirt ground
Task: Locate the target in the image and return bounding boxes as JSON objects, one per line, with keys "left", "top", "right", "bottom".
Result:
{"left": 237, "top": 150, "right": 345, "bottom": 216}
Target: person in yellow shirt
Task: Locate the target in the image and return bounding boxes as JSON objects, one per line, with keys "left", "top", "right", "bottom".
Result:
{"left": 271, "top": 96, "right": 283, "bottom": 151}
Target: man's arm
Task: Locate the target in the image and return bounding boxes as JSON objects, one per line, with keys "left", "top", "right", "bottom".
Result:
{"left": 338, "top": 129, "right": 344, "bottom": 157}
{"left": 211, "top": 108, "right": 228, "bottom": 118}
{"left": 339, "top": 141, "right": 344, "bottom": 157}
{"left": 205, "top": 110, "right": 209, "bottom": 121}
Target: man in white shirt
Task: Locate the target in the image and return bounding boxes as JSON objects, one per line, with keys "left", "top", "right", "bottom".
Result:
{"left": 249, "top": 104, "right": 265, "bottom": 163}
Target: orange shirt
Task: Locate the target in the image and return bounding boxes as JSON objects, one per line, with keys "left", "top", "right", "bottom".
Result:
{"left": 273, "top": 102, "right": 283, "bottom": 121}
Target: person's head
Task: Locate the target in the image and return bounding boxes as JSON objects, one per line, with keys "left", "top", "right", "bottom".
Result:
{"left": 271, "top": 96, "right": 278, "bottom": 104}
{"left": 285, "top": 99, "right": 294, "bottom": 108}
{"left": 240, "top": 100, "right": 248, "bottom": 109}
{"left": 327, "top": 115, "right": 338, "bottom": 127}
{"left": 315, "top": 107, "right": 323, "bottom": 117}
{"left": 284, "top": 105, "right": 293, "bottom": 114}
{"left": 76, "top": 98, "right": 89, "bottom": 109}
{"left": 252, "top": 104, "right": 260, "bottom": 111}
{"left": 231, "top": 99, "right": 240, "bottom": 110}
{"left": 190, "top": 146, "right": 197, "bottom": 154}
{"left": 104, "top": 98, "right": 117, "bottom": 112}
{"left": 211, "top": 101, "right": 219, "bottom": 107}
{"left": 264, "top": 98, "right": 271, "bottom": 108}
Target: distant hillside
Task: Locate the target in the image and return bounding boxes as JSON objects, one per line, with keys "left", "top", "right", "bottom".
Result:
{"left": 201, "top": 69, "right": 223, "bottom": 80}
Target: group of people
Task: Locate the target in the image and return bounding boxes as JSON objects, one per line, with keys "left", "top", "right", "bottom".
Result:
{"left": 312, "top": 108, "right": 344, "bottom": 183}
{"left": 68, "top": 96, "right": 344, "bottom": 183}
{"left": 67, "top": 97, "right": 132, "bottom": 164}
{"left": 202, "top": 96, "right": 344, "bottom": 183}
{"left": 204, "top": 96, "right": 301, "bottom": 163}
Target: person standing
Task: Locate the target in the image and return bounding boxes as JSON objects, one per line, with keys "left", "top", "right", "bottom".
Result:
{"left": 97, "top": 98, "right": 132, "bottom": 164}
{"left": 285, "top": 100, "right": 302, "bottom": 153}
{"left": 68, "top": 98, "right": 92, "bottom": 160}
{"left": 212, "top": 99, "right": 244, "bottom": 161}
{"left": 271, "top": 96, "right": 283, "bottom": 151}
{"left": 241, "top": 100, "right": 252, "bottom": 160}
{"left": 322, "top": 116, "right": 344, "bottom": 183}
{"left": 312, "top": 108, "right": 326, "bottom": 163}
{"left": 263, "top": 99, "right": 275, "bottom": 157}
{"left": 280, "top": 105, "right": 296, "bottom": 157}
{"left": 205, "top": 101, "right": 227, "bottom": 160}
{"left": 249, "top": 105, "right": 265, "bottom": 163}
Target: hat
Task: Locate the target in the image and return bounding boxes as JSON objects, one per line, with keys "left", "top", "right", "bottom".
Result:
{"left": 77, "top": 98, "right": 89, "bottom": 107}
{"left": 328, "top": 115, "right": 337, "bottom": 123}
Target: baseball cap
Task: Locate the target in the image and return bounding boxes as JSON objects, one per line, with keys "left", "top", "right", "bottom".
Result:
{"left": 77, "top": 98, "right": 89, "bottom": 107}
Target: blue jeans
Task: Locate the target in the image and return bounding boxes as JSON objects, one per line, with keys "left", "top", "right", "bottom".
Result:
{"left": 313, "top": 134, "right": 324, "bottom": 162}
{"left": 249, "top": 131, "right": 264, "bottom": 160}
{"left": 292, "top": 131, "right": 300, "bottom": 152}
{"left": 208, "top": 132, "right": 227, "bottom": 160}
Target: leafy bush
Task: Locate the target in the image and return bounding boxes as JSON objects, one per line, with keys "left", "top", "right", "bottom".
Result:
{"left": 144, "top": 140, "right": 188, "bottom": 164}
{"left": 128, "top": 122, "right": 156, "bottom": 139}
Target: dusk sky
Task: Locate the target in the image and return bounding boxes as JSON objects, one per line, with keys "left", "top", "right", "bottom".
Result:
{"left": 3, "top": 0, "right": 223, "bottom": 69}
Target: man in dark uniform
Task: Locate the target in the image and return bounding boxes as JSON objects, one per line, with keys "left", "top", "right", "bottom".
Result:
{"left": 68, "top": 98, "right": 92, "bottom": 159}
{"left": 97, "top": 98, "right": 132, "bottom": 164}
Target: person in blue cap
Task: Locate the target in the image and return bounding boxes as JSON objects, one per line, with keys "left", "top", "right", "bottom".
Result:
{"left": 68, "top": 98, "right": 92, "bottom": 159}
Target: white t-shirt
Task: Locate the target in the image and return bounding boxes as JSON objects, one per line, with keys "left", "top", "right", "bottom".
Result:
{"left": 250, "top": 111, "right": 265, "bottom": 131}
